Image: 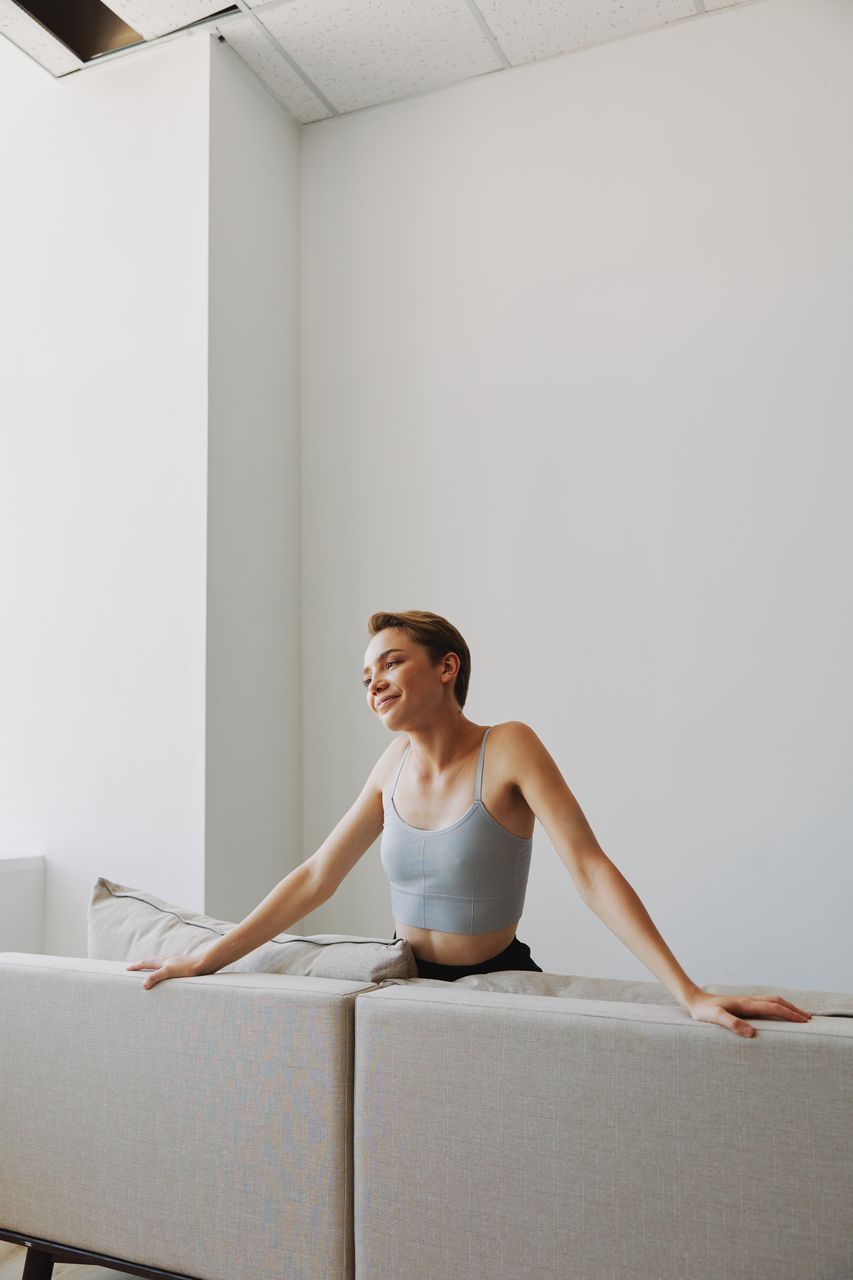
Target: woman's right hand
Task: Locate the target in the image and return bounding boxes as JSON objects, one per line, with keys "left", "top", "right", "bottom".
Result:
{"left": 126, "top": 955, "right": 205, "bottom": 989}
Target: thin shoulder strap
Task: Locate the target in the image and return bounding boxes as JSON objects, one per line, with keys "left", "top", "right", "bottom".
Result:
{"left": 474, "top": 727, "right": 491, "bottom": 803}
{"left": 389, "top": 741, "right": 412, "bottom": 802}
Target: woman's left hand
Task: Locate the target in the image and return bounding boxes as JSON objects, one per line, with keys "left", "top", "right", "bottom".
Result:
{"left": 685, "top": 992, "right": 813, "bottom": 1038}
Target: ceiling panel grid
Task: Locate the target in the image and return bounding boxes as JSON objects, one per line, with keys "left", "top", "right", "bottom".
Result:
{"left": 0, "top": 0, "right": 754, "bottom": 120}
{"left": 253, "top": 0, "right": 505, "bottom": 117}
{"left": 473, "top": 0, "right": 700, "bottom": 65}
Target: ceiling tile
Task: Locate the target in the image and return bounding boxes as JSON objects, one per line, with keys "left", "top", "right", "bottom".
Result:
{"left": 107, "top": 1, "right": 235, "bottom": 40}
{"left": 255, "top": 0, "right": 504, "bottom": 116}
{"left": 0, "top": 0, "right": 83, "bottom": 74}
{"left": 214, "top": 14, "right": 333, "bottom": 123}
{"left": 474, "top": 0, "right": 699, "bottom": 65}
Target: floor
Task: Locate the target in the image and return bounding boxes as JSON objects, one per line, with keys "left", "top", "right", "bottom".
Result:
{"left": 0, "top": 1242, "right": 135, "bottom": 1280}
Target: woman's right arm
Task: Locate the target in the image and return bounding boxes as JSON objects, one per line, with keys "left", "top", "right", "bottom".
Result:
{"left": 127, "top": 738, "right": 401, "bottom": 989}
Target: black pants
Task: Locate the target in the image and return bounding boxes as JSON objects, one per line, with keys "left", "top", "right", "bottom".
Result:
{"left": 393, "top": 931, "right": 543, "bottom": 981}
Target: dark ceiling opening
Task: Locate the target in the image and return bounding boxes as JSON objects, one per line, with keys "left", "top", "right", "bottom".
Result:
{"left": 14, "top": 0, "right": 144, "bottom": 61}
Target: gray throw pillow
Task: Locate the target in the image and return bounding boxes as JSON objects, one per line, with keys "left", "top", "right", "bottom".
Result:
{"left": 88, "top": 877, "right": 418, "bottom": 982}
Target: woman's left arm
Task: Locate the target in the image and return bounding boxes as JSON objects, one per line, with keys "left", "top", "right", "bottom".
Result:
{"left": 509, "top": 723, "right": 813, "bottom": 1038}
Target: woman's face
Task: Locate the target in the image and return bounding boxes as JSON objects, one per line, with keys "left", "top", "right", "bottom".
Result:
{"left": 362, "top": 628, "right": 454, "bottom": 728}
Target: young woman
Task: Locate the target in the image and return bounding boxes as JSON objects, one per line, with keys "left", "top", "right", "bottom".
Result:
{"left": 129, "top": 610, "right": 812, "bottom": 1039}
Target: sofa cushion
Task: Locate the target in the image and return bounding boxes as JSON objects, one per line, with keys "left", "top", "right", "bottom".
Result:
{"left": 384, "top": 969, "right": 853, "bottom": 1014}
{"left": 88, "top": 877, "right": 417, "bottom": 981}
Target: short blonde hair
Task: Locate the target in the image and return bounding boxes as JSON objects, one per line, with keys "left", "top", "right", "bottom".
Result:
{"left": 367, "top": 610, "right": 471, "bottom": 709}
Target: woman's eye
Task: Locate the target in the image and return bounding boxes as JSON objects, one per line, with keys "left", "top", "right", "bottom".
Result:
{"left": 363, "top": 659, "right": 399, "bottom": 688}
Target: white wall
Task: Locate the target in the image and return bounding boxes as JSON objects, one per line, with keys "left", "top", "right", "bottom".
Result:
{"left": 298, "top": 0, "right": 853, "bottom": 991}
{"left": 0, "top": 30, "right": 303, "bottom": 955}
{"left": 0, "top": 34, "right": 211, "bottom": 956}
{"left": 206, "top": 38, "right": 302, "bottom": 923}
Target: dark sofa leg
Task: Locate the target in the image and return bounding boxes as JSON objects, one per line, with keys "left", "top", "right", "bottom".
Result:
{"left": 21, "top": 1247, "right": 54, "bottom": 1279}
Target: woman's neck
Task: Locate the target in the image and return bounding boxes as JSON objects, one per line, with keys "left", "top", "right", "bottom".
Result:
{"left": 402, "top": 716, "right": 486, "bottom": 778}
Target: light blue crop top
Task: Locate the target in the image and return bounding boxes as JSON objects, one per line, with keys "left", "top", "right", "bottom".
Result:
{"left": 379, "top": 726, "right": 534, "bottom": 934}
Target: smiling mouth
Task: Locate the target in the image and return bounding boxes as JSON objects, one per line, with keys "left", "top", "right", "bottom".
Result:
{"left": 378, "top": 697, "right": 399, "bottom": 711}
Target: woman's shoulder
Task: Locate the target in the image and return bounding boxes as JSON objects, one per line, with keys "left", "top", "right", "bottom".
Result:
{"left": 488, "top": 720, "right": 540, "bottom": 743}
{"left": 485, "top": 721, "right": 548, "bottom": 772}
{"left": 373, "top": 734, "right": 410, "bottom": 777}
{"left": 367, "top": 734, "right": 411, "bottom": 798}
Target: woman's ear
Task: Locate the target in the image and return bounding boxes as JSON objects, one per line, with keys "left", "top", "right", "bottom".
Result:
{"left": 441, "top": 652, "right": 460, "bottom": 682}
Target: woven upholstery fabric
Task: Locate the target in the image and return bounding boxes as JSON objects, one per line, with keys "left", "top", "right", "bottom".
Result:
{"left": 0, "top": 952, "right": 376, "bottom": 1280}
{"left": 353, "top": 984, "right": 853, "bottom": 1280}
{"left": 88, "top": 876, "right": 417, "bottom": 981}
{"left": 383, "top": 969, "right": 853, "bottom": 1015}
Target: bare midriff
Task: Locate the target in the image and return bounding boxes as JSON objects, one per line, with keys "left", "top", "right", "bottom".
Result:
{"left": 395, "top": 921, "right": 519, "bottom": 966}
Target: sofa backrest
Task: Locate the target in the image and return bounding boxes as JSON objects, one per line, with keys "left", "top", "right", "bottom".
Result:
{"left": 0, "top": 953, "right": 378, "bottom": 1280}
{"left": 353, "top": 983, "right": 853, "bottom": 1280}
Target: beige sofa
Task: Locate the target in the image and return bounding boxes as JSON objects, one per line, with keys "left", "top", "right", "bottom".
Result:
{"left": 1, "top": 951, "right": 851, "bottom": 1280}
